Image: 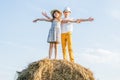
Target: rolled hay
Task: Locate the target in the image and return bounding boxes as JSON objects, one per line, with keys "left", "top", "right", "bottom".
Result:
{"left": 17, "top": 59, "right": 95, "bottom": 80}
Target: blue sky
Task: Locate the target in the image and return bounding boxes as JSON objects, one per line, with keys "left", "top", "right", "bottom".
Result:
{"left": 0, "top": 0, "right": 120, "bottom": 80}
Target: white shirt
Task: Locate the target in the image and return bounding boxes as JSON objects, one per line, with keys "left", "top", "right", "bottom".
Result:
{"left": 61, "top": 17, "right": 73, "bottom": 33}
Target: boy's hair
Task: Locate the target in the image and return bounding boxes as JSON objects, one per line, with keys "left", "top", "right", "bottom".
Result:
{"left": 63, "top": 7, "right": 71, "bottom": 13}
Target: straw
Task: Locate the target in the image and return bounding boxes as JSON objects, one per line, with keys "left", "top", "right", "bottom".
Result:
{"left": 17, "top": 59, "right": 95, "bottom": 80}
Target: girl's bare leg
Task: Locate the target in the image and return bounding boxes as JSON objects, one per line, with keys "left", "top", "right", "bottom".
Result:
{"left": 54, "top": 43, "right": 58, "bottom": 59}
{"left": 49, "top": 43, "right": 53, "bottom": 59}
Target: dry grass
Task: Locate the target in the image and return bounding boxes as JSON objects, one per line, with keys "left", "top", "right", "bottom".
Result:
{"left": 17, "top": 59, "right": 95, "bottom": 80}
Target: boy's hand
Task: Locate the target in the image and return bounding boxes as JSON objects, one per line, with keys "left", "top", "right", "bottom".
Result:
{"left": 42, "top": 12, "right": 48, "bottom": 17}
{"left": 42, "top": 11, "right": 51, "bottom": 19}
{"left": 88, "top": 17, "right": 94, "bottom": 21}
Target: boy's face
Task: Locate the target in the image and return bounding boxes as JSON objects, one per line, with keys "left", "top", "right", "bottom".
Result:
{"left": 63, "top": 11, "right": 71, "bottom": 17}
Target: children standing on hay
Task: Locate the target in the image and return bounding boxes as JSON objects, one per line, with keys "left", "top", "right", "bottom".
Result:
{"left": 33, "top": 9, "right": 80, "bottom": 59}
{"left": 42, "top": 7, "right": 94, "bottom": 62}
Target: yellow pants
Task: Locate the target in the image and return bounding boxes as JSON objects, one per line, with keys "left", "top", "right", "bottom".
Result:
{"left": 61, "top": 32, "right": 74, "bottom": 62}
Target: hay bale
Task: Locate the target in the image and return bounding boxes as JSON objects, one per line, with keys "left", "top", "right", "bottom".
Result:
{"left": 17, "top": 59, "right": 95, "bottom": 80}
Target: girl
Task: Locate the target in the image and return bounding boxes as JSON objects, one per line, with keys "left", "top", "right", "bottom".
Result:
{"left": 33, "top": 10, "right": 62, "bottom": 59}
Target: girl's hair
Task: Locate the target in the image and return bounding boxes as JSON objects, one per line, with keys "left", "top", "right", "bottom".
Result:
{"left": 51, "top": 10, "right": 62, "bottom": 21}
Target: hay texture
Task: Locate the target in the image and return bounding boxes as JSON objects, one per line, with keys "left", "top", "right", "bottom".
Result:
{"left": 17, "top": 59, "right": 95, "bottom": 80}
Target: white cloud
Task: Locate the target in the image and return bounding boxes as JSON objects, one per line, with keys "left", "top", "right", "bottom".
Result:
{"left": 75, "top": 48, "right": 120, "bottom": 64}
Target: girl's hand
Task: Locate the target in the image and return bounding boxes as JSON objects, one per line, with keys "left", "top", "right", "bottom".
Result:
{"left": 76, "top": 19, "right": 81, "bottom": 23}
{"left": 33, "top": 19, "right": 39, "bottom": 23}
{"left": 88, "top": 17, "right": 94, "bottom": 21}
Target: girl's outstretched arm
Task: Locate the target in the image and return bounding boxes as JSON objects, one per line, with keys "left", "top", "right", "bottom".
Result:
{"left": 33, "top": 18, "right": 52, "bottom": 23}
{"left": 62, "top": 19, "right": 80, "bottom": 23}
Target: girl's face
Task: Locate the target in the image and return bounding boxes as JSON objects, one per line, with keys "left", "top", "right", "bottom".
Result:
{"left": 53, "top": 11, "right": 60, "bottom": 18}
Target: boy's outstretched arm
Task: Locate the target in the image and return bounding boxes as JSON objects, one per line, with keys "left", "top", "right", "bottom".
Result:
{"left": 78, "top": 17, "right": 94, "bottom": 23}
{"left": 42, "top": 12, "right": 51, "bottom": 19}
{"left": 33, "top": 18, "right": 52, "bottom": 23}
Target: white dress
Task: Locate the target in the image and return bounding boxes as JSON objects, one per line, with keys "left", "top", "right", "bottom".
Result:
{"left": 47, "top": 20, "right": 61, "bottom": 43}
